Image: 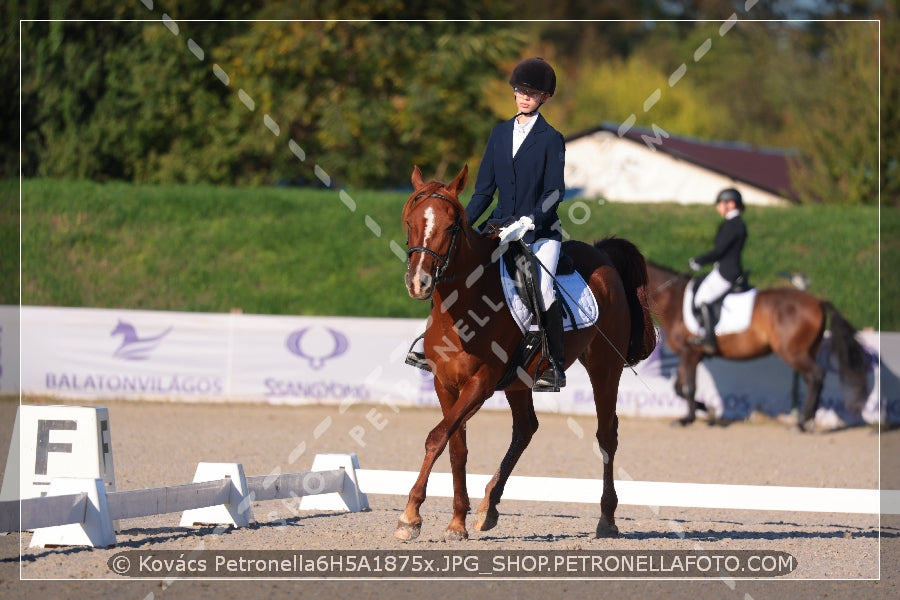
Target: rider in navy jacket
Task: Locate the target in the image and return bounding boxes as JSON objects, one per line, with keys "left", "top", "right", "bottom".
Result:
{"left": 406, "top": 57, "right": 568, "bottom": 391}
{"left": 465, "top": 57, "right": 567, "bottom": 391}
{"left": 465, "top": 111, "right": 565, "bottom": 244}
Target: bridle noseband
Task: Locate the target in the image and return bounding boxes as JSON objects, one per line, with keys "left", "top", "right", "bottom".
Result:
{"left": 406, "top": 189, "right": 463, "bottom": 283}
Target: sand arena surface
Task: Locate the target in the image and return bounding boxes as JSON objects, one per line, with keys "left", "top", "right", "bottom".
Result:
{"left": 0, "top": 397, "right": 896, "bottom": 599}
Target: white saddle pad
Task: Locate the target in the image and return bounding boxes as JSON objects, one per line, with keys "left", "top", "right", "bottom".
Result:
{"left": 501, "top": 262, "right": 599, "bottom": 334}
{"left": 683, "top": 285, "right": 758, "bottom": 336}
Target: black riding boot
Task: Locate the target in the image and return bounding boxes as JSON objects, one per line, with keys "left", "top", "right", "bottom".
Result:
{"left": 533, "top": 302, "right": 566, "bottom": 392}
{"left": 697, "top": 303, "right": 718, "bottom": 354}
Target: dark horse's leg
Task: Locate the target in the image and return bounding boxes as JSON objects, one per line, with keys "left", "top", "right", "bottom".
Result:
{"left": 674, "top": 351, "right": 706, "bottom": 426}
{"left": 395, "top": 382, "right": 486, "bottom": 541}
{"left": 792, "top": 357, "right": 825, "bottom": 432}
{"left": 474, "top": 389, "right": 539, "bottom": 532}
{"left": 582, "top": 351, "right": 623, "bottom": 538}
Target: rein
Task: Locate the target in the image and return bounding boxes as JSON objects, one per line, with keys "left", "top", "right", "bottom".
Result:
{"left": 648, "top": 268, "right": 690, "bottom": 298}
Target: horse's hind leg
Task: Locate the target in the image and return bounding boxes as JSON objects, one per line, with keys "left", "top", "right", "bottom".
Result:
{"left": 474, "top": 389, "right": 538, "bottom": 532}
{"left": 794, "top": 360, "right": 825, "bottom": 432}
{"left": 674, "top": 351, "right": 705, "bottom": 426}
{"left": 583, "top": 354, "right": 623, "bottom": 538}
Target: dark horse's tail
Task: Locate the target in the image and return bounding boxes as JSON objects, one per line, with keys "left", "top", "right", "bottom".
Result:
{"left": 594, "top": 237, "right": 658, "bottom": 366}
{"left": 822, "top": 301, "right": 870, "bottom": 417}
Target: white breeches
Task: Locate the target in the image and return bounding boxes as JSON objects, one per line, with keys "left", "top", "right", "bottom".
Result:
{"left": 529, "top": 238, "right": 561, "bottom": 311}
{"left": 693, "top": 266, "right": 732, "bottom": 306}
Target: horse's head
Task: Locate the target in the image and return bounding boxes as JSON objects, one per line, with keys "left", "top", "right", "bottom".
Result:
{"left": 402, "top": 165, "right": 469, "bottom": 300}
{"left": 110, "top": 319, "right": 134, "bottom": 339}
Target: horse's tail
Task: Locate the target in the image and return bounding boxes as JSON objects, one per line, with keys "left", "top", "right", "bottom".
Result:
{"left": 594, "top": 236, "right": 658, "bottom": 366}
{"left": 822, "top": 301, "right": 869, "bottom": 417}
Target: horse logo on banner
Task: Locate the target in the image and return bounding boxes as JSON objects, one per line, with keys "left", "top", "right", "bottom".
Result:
{"left": 285, "top": 327, "right": 349, "bottom": 370}
{"left": 110, "top": 320, "right": 173, "bottom": 361}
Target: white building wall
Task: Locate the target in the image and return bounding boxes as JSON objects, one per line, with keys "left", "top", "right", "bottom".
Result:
{"left": 565, "top": 131, "right": 791, "bottom": 206}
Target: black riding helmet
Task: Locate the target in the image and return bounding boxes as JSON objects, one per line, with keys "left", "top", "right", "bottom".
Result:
{"left": 716, "top": 188, "right": 744, "bottom": 211}
{"left": 509, "top": 57, "right": 556, "bottom": 96}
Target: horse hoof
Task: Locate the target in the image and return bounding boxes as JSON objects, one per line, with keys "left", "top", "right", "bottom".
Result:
{"left": 443, "top": 528, "right": 468, "bottom": 542}
{"left": 594, "top": 519, "right": 619, "bottom": 540}
{"left": 672, "top": 417, "right": 694, "bottom": 427}
{"left": 394, "top": 519, "right": 421, "bottom": 541}
{"left": 791, "top": 422, "right": 812, "bottom": 434}
{"left": 474, "top": 509, "right": 499, "bottom": 532}
{"left": 595, "top": 516, "right": 619, "bottom": 539}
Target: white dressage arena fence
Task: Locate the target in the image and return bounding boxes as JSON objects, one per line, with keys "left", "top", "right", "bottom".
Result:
{"left": 2, "top": 454, "right": 897, "bottom": 549}
{"left": 0, "top": 461, "right": 358, "bottom": 548}
{"left": 0, "top": 402, "right": 896, "bottom": 549}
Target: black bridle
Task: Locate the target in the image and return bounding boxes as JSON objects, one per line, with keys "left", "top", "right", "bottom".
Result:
{"left": 405, "top": 190, "right": 463, "bottom": 282}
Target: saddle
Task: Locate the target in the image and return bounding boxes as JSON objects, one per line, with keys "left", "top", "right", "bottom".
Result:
{"left": 493, "top": 243, "right": 575, "bottom": 390}
{"left": 689, "top": 271, "right": 752, "bottom": 328}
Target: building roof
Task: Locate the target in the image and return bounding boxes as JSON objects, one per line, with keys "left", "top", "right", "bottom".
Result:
{"left": 567, "top": 122, "right": 803, "bottom": 203}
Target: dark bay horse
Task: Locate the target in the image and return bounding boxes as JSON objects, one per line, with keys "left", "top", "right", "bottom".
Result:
{"left": 645, "top": 262, "right": 868, "bottom": 431}
{"left": 397, "top": 165, "right": 657, "bottom": 541}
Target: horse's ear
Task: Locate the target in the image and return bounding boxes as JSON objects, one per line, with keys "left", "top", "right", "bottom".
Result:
{"left": 450, "top": 164, "right": 468, "bottom": 196}
{"left": 411, "top": 165, "right": 425, "bottom": 189}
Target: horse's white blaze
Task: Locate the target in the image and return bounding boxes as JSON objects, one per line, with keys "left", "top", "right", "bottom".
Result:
{"left": 408, "top": 206, "right": 437, "bottom": 296}
{"left": 423, "top": 206, "right": 436, "bottom": 247}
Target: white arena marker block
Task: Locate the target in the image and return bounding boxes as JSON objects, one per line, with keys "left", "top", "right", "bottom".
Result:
{"left": 30, "top": 477, "right": 116, "bottom": 548}
{"left": 1, "top": 405, "right": 116, "bottom": 501}
{"left": 299, "top": 453, "right": 369, "bottom": 512}
{"left": 179, "top": 462, "right": 254, "bottom": 527}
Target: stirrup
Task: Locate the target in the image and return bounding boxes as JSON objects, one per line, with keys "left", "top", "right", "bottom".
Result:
{"left": 405, "top": 336, "right": 432, "bottom": 372}
{"left": 533, "top": 359, "right": 566, "bottom": 392}
{"left": 405, "top": 351, "right": 431, "bottom": 371}
{"left": 687, "top": 334, "right": 717, "bottom": 355}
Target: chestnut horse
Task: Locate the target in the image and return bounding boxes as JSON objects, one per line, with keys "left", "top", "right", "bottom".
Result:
{"left": 397, "top": 165, "right": 656, "bottom": 541}
{"left": 645, "top": 262, "right": 868, "bottom": 430}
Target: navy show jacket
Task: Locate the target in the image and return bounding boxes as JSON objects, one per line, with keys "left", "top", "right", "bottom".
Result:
{"left": 464, "top": 113, "right": 566, "bottom": 243}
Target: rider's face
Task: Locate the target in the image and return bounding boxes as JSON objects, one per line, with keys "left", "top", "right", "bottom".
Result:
{"left": 514, "top": 88, "right": 548, "bottom": 115}
{"left": 716, "top": 201, "right": 730, "bottom": 217}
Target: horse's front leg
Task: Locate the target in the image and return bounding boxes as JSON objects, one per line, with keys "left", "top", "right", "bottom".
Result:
{"left": 474, "top": 389, "right": 538, "bottom": 532}
{"left": 395, "top": 382, "right": 487, "bottom": 541}
{"left": 445, "top": 424, "right": 470, "bottom": 540}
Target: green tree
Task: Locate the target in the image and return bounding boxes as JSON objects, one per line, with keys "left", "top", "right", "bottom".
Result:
{"left": 208, "top": 15, "right": 525, "bottom": 187}
{"left": 880, "top": 0, "right": 900, "bottom": 206}
{"left": 786, "top": 22, "right": 880, "bottom": 205}
{"left": 17, "top": 1, "right": 268, "bottom": 182}
{"left": 16, "top": 1, "right": 526, "bottom": 187}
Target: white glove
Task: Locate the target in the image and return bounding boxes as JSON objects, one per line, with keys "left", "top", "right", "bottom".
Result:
{"left": 689, "top": 258, "right": 701, "bottom": 271}
{"left": 498, "top": 216, "right": 535, "bottom": 243}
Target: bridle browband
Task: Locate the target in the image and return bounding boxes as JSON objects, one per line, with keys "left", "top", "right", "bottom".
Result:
{"left": 405, "top": 187, "right": 463, "bottom": 283}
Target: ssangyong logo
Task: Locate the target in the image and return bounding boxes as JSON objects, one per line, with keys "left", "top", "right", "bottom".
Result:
{"left": 111, "top": 320, "right": 173, "bottom": 361}
{"left": 285, "top": 327, "right": 349, "bottom": 370}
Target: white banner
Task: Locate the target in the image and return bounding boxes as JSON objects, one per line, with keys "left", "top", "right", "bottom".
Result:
{"left": 7, "top": 306, "right": 895, "bottom": 425}
{"left": 0, "top": 305, "right": 19, "bottom": 394}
